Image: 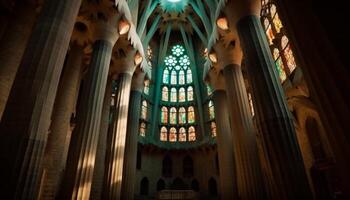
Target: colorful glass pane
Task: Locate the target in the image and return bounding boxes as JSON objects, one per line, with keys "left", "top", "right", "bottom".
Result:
{"left": 172, "top": 45, "right": 184, "bottom": 56}
{"left": 281, "top": 35, "right": 289, "bottom": 49}
{"left": 160, "top": 127, "right": 168, "bottom": 141}
{"left": 270, "top": 4, "right": 277, "bottom": 17}
{"left": 276, "top": 58, "right": 287, "bottom": 82}
{"left": 207, "top": 85, "right": 213, "bottom": 96}
{"left": 188, "top": 106, "right": 195, "bottom": 123}
{"left": 272, "top": 13, "right": 283, "bottom": 33}
{"left": 161, "top": 106, "right": 168, "bottom": 123}
{"left": 179, "top": 55, "right": 190, "bottom": 66}
{"left": 179, "top": 88, "right": 186, "bottom": 102}
{"left": 170, "top": 107, "right": 177, "bottom": 124}
{"left": 209, "top": 100, "right": 215, "bottom": 119}
{"left": 162, "top": 87, "right": 168, "bottom": 101}
{"left": 165, "top": 55, "right": 177, "bottom": 67}
{"left": 187, "top": 86, "right": 193, "bottom": 101}
{"left": 248, "top": 93, "right": 255, "bottom": 116}
{"left": 143, "top": 80, "right": 150, "bottom": 95}
{"left": 284, "top": 44, "right": 297, "bottom": 73}
{"left": 141, "top": 100, "right": 147, "bottom": 120}
{"left": 186, "top": 69, "right": 193, "bottom": 84}
{"left": 140, "top": 122, "right": 146, "bottom": 137}
{"left": 169, "top": 128, "right": 177, "bottom": 142}
{"left": 266, "top": 24, "right": 274, "bottom": 45}
{"left": 179, "top": 127, "right": 187, "bottom": 142}
{"left": 179, "top": 107, "right": 186, "bottom": 124}
{"left": 188, "top": 126, "right": 196, "bottom": 141}
{"left": 179, "top": 70, "right": 185, "bottom": 85}
{"left": 211, "top": 122, "right": 217, "bottom": 137}
{"left": 163, "top": 69, "right": 169, "bottom": 84}
{"left": 171, "top": 88, "right": 177, "bottom": 102}
{"left": 171, "top": 70, "right": 177, "bottom": 85}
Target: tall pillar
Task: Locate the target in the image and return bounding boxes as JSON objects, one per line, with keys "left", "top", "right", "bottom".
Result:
{"left": 224, "top": 0, "right": 312, "bottom": 197}
{"left": 0, "top": 1, "right": 37, "bottom": 119}
{"left": 205, "top": 68, "right": 238, "bottom": 200}
{"left": 39, "top": 43, "right": 84, "bottom": 199}
{"left": 0, "top": 0, "right": 82, "bottom": 198}
{"left": 121, "top": 69, "right": 146, "bottom": 200}
{"left": 104, "top": 49, "right": 138, "bottom": 199}
{"left": 212, "top": 40, "right": 265, "bottom": 199}
{"left": 59, "top": 21, "right": 119, "bottom": 199}
{"left": 90, "top": 77, "right": 113, "bottom": 200}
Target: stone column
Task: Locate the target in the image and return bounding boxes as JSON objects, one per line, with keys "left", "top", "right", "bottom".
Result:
{"left": 104, "top": 49, "right": 137, "bottom": 199}
{"left": 0, "top": 1, "right": 37, "bottom": 119}
{"left": 223, "top": 1, "right": 312, "bottom": 198}
{"left": 90, "top": 77, "right": 113, "bottom": 200}
{"left": 40, "top": 43, "right": 84, "bottom": 199}
{"left": 213, "top": 41, "right": 265, "bottom": 199}
{"left": 59, "top": 21, "right": 119, "bottom": 199}
{"left": 120, "top": 69, "right": 146, "bottom": 200}
{"left": 205, "top": 68, "right": 238, "bottom": 200}
{"left": 0, "top": 0, "right": 82, "bottom": 198}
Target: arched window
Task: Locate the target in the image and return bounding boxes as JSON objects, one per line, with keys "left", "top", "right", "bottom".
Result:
{"left": 157, "top": 179, "right": 166, "bottom": 191}
{"left": 140, "top": 177, "right": 149, "bottom": 195}
{"left": 187, "top": 86, "right": 193, "bottom": 101}
{"left": 170, "top": 107, "right": 177, "bottom": 124}
{"left": 188, "top": 126, "right": 196, "bottom": 141}
{"left": 188, "top": 106, "right": 195, "bottom": 123}
{"left": 170, "top": 88, "right": 177, "bottom": 102}
{"left": 207, "top": 84, "right": 213, "bottom": 96}
{"left": 139, "top": 122, "right": 146, "bottom": 137}
{"left": 179, "top": 127, "right": 187, "bottom": 142}
{"left": 143, "top": 79, "right": 150, "bottom": 95}
{"left": 208, "top": 100, "right": 215, "bottom": 119}
{"left": 179, "top": 70, "right": 185, "bottom": 84}
{"left": 261, "top": 2, "right": 298, "bottom": 82}
{"left": 161, "top": 107, "right": 168, "bottom": 123}
{"left": 191, "top": 179, "right": 199, "bottom": 191}
{"left": 162, "top": 86, "right": 168, "bottom": 101}
{"left": 211, "top": 122, "right": 217, "bottom": 137}
{"left": 178, "top": 107, "right": 186, "bottom": 124}
{"left": 169, "top": 127, "right": 177, "bottom": 142}
{"left": 141, "top": 100, "right": 147, "bottom": 120}
{"left": 171, "top": 70, "right": 177, "bottom": 85}
{"left": 186, "top": 69, "right": 193, "bottom": 84}
{"left": 208, "top": 178, "right": 218, "bottom": 196}
{"left": 179, "top": 87, "right": 186, "bottom": 102}
{"left": 160, "top": 126, "right": 168, "bottom": 141}
{"left": 162, "top": 155, "right": 173, "bottom": 177}
{"left": 163, "top": 69, "right": 169, "bottom": 84}
{"left": 183, "top": 156, "right": 193, "bottom": 177}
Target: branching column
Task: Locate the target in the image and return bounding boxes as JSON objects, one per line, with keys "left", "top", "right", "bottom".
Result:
{"left": 104, "top": 49, "right": 137, "bottom": 199}
{"left": 121, "top": 69, "right": 146, "bottom": 200}
{"left": 0, "top": 0, "right": 82, "bottom": 198}
{"left": 224, "top": 1, "right": 312, "bottom": 198}
{"left": 59, "top": 21, "right": 119, "bottom": 199}
{"left": 206, "top": 68, "right": 238, "bottom": 200}
{"left": 213, "top": 41, "right": 264, "bottom": 200}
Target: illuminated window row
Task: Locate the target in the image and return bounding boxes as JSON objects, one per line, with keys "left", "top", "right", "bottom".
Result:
{"left": 162, "top": 86, "right": 194, "bottom": 102}
{"left": 160, "top": 126, "right": 196, "bottom": 142}
{"left": 161, "top": 106, "right": 195, "bottom": 124}
{"left": 163, "top": 69, "right": 193, "bottom": 85}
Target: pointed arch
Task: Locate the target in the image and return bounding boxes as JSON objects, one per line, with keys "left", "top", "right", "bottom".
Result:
{"left": 169, "top": 127, "right": 177, "bottom": 142}
{"left": 170, "top": 107, "right": 177, "bottom": 124}
{"left": 179, "top": 87, "right": 186, "bottom": 102}
{"left": 178, "top": 107, "right": 186, "bottom": 124}
{"left": 188, "top": 126, "right": 196, "bottom": 141}
{"left": 161, "top": 107, "right": 168, "bottom": 123}
{"left": 179, "top": 127, "right": 186, "bottom": 142}
{"left": 162, "top": 86, "right": 169, "bottom": 101}
{"left": 163, "top": 69, "right": 169, "bottom": 84}
{"left": 187, "top": 86, "right": 193, "bottom": 101}
{"left": 160, "top": 126, "right": 168, "bottom": 141}
{"left": 188, "top": 106, "right": 195, "bottom": 123}
{"left": 170, "top": 88, "right": 177, "bottom": 102}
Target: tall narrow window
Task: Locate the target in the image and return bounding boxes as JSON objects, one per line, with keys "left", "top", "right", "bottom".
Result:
{"left": 170, "top": 107, "right": 177, "bottom": 124}
{"left": 162, "top": 86, "right": 169, "bottom": 101}
{"left": 143, "top": 79, "right": 150, "bottom": 95}
{"left": 178, "top": 107, "right": 186, "bottom": 124}
{"left": 208, "top": 100, "right": 215, "bottom": 119}
{"left": 179, "top": 127, "right": 187, "bottom": 142}
{"left": 171, "top": 70, "right": 177, "bottom": 85}
{"left": 179, "top": 70, "right": 185, "bottom": 84}
{"left": 179, "top": 87, "right": 186, "bottom": 102}
{"left": 207, "top": 85, "right": 213, "bottom": 96}
{"left": 186, "top": 69, "right": 193, "bottom": 84}
{"left": 141, "top": 100, "right": 148, "bottom": 120}
{"left": 161, "top": 107, "right": 168, "bottom": 123}
{"left": 188, "top": 126, "right": 196, "bottom": 141}
{"left": 211, "top": 122, "right": 217, "bottom": 137}
{"left": 163, "top": 69, "right": 169, "bottom": 84}
{"left": 188, "top": 106, "right": 195, "bottom": 123}
{"left": 170, "top": 88, "right": 177, "bottom": 102}
{"left": 140, "top": 122, "right": 146, "bottom": 137}
{"left": 187, "top": 86, "right": 193, "bottom": 101}
{"left": 248, "top": 93, "right": 255, "bottom": 116}
{"left": 160, "top": 126, "right": 168, "bottom": 141}
{"left": 169, "top": 127, "right": 177, "bottom": 142}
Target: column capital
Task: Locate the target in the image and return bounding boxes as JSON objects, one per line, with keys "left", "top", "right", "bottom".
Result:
{"left": 211, "top": 39, "right": 243, "bottom": 71}
{"left": 205, "top": 66, "right": 226, "bottom": 92}
{"left": 131, "top": 68, "right": 146, "bottom": 92}
{"left": 110, "top": 43, "right": 138, "bottom": 76}
{"left": 93, "top": 19, "right": 120, "bottom": 45}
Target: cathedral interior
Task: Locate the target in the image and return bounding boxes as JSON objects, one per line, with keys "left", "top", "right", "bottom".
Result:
{"left": 0, "top": 0, "right": 349, "bottom": 199}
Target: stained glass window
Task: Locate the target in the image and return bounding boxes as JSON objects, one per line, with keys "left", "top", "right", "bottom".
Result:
{"left": 143, "top": 80, "right": 150, "bottom": 95}
{"left": 169, "top": 127, "right": 177, "bottom": 142}
{"left": 209, "top": 100, "right": 215, "bottom": 119}
{"left": 281, "top": 36, "right": 297, "bottom": 73}
{"left": 179, "top": 70, "right": 185, "bottom": 85}
{"left": 179, "top": 107, "right": 186, "bottom": 124}
{"left": 171, "top": 70, "right": 177, "bottom": 85}
{"left": 211, "top": 122, "right": 217, "bottom": 137}
{"left": 162, "top": 87, "right": 168, "bottom": 101}
{"left": 188, "top": 106, "right": 195, "bottom": 123}
{"left": 161, "top": 106, "right": 168, "bottom": 123}
{"left": 207, "top": 85, "right": 213, "bottom": 96}
{"left": 187, "top": 86, "right": 193, "bottom": 101}
{"left": 188, "top": 126, "right": 196, "bottom": 141}
{"left": 179, "top": 127, "right": 187, "bottom": 142}
{"left": 141, "top": 100, "right": 147, "bottom": 120}
{"left": 179, "top": 87, "right": 186, "bottom": 102}
{"left": 163, "top": 69, "right": 169, "bottom": 84}
{"left": 160, "top": 127, "right": 168, "bottom": 141}
{"left": 170, "top": 88, "right": 177, "bottom": 102}
{"left": 170, "top": 107, "right": 177, "bottom": 124}
{"left": 140, "top": 122, "right": 146, "bottom": 137}
{"left": 248, "top": 93, "right": 255, "bottom": 116}
{"left": 186, "top": 69, "right": 192, "bottom": 84}
{"left": 273, "top": 48, "right": 287, "bottom": 82}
